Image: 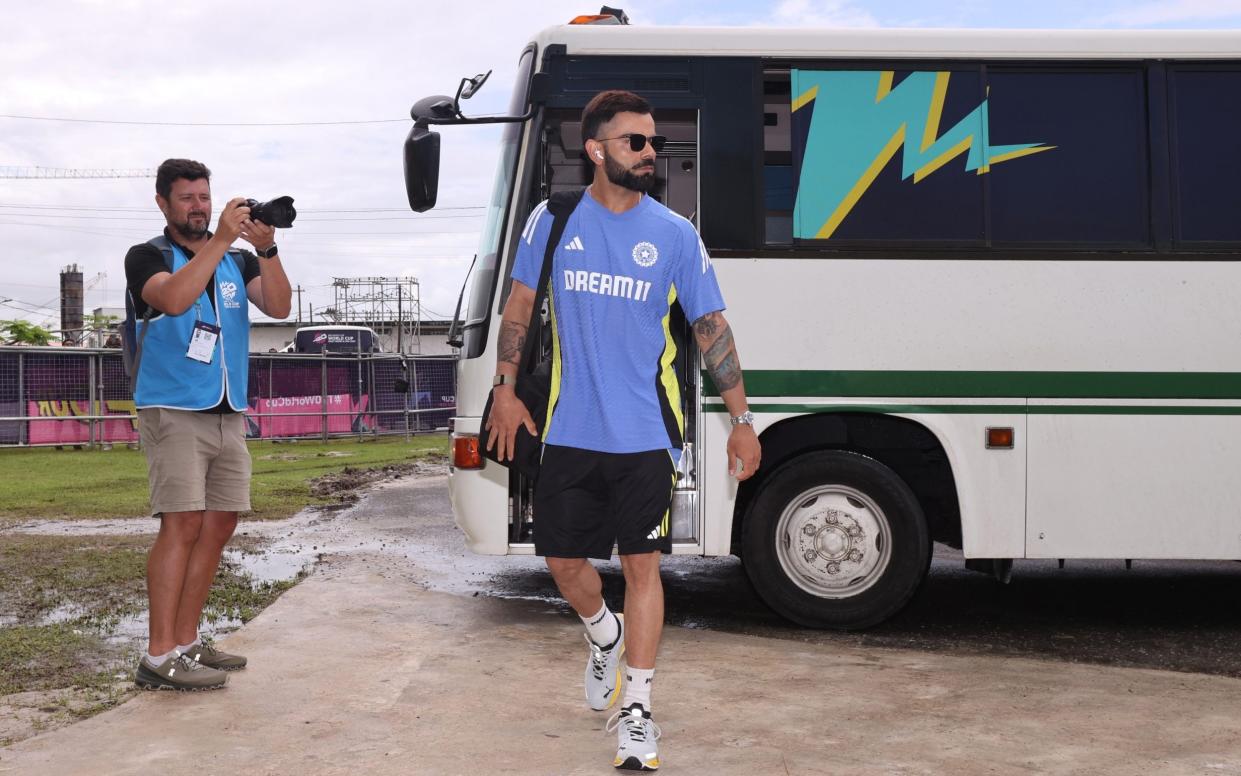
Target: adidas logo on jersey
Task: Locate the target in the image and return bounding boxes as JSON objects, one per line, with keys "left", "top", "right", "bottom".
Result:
{"left": 564, "top": 236, "right": 585, "bottom": 251}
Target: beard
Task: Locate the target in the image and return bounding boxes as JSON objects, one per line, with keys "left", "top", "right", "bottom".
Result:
{"left": 170, "top": 211, "right": 209, "bottom": 240}
{"left": 603, "top": 153, "right": 658, "bottom": 193}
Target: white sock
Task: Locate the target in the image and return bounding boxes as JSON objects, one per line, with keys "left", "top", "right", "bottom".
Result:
{"left": 623, "top": 667, "right": 655, "bottom": 711}
{"left": 580, "top": 602, "right": 619, "bottom": 647}
{"left": 176, "top": 639, "right": 199, "bottom": 655}
{"left": 144, "top": 649, "right": 177, "bottom": 667}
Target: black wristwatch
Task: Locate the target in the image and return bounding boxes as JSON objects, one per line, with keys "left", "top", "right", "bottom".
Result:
{"left": 255, "top": 243, "right": 279, "bottom": 259}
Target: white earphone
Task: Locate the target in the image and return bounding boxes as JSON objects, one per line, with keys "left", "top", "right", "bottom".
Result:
{"left": 594, "top": 149, "right": 603, "bottom": 159}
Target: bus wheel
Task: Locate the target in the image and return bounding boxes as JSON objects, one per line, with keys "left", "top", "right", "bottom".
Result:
{"left": 742, "top": 450, "right": 931, "bottom": 630}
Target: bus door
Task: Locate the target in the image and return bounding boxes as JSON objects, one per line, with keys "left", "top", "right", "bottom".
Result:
{"left": 509, "top": 109, "right": 704, "bottom": 549}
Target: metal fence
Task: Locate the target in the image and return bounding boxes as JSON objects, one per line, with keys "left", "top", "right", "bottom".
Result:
{"left": 0, "top": 346, "right": 456, "bottom": 447}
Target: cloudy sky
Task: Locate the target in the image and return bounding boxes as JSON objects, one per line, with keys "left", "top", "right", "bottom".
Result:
{"left": 2, "top": 0, "right": 1239, "bottom": 332}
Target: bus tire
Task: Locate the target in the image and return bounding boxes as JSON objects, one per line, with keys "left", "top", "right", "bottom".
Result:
{"left": 742, "top": 450, "right": 931, "bottom": 630}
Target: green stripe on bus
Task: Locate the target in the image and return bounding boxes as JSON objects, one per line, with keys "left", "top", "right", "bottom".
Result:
{"left": 702, "top": 403, "right": 1241, "bottom": 416}
{"left": 701, "top": 370, "right": 1241, "bottom": 400}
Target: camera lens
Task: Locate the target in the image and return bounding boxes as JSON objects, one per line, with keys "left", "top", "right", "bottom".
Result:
{"left": 245, "top": 196, "right": 297, "bottom": 229}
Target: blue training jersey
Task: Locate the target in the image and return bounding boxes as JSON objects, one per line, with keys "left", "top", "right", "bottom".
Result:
{"left": 512, "top": 190, "right": 725, "bottom": 455}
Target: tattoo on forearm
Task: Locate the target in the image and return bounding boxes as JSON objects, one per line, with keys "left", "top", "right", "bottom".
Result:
{"left": 692, "top": 313, "right": 720, "bottom": 339}
{"left": 711, "top": 352, "right": 742, "bottom": 392}
{"left": 498, "top": 320, "right": 527, "bottom": 366}
{"left": 702, "top": 326, "right": 734, "bottom": 370}
{"left": 697, "top": 315, "right": 742, "bottom": 393}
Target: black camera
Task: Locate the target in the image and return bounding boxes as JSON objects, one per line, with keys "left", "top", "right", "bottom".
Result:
{"left": 243, "top": 196, "right": 297, "bottom": 228}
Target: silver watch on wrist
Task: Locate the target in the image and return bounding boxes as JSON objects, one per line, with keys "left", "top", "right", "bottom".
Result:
{"left": 730, "top": 410, "right": 755, "bottom": 426}
{"left": 492, "top": 374, "right": 514, "bottom": 387}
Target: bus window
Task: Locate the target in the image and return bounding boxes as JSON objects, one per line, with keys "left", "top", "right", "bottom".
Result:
{"left": 782, "top": 65, "right": 1155, "bottom": 250}
{"left": 986, "top": 67, "right": 1150, "bottom": 247}
{"left": 788, "top": 67, "right": 990, "bottom": 246}
{"left": 1170, "top": 67, "right": 1241, "bottom": 245}
{"left": 763, "top": 73, "right": 793, "bottom": 245}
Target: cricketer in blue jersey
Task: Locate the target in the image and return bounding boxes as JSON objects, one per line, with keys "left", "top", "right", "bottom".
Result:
{"left": 485, "top": 89, "right": 761, "bottom": 772}
{"left": 510, "top": 183, "right": 724, "bottom": 458}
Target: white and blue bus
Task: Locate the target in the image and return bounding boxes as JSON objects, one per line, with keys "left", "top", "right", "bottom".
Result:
{"left": 404, "top": 16, "right": 1241, "bottom": 628}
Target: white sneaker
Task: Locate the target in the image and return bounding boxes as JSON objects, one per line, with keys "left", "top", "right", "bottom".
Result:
{"left": 607, "top": 702, "right": 661, "bottom": 771}
{"left": 585, "top": 612, "right": 625, "bottom": 711}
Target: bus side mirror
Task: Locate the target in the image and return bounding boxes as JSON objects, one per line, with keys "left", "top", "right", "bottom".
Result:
{"left": 404, "top": 123, "right": 441, "bottom": 213}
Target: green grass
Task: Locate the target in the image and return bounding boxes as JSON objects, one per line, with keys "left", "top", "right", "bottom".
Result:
{"left": 0, "top": 434, "right": 448, "bottom": 520}
{"left": 0, "top": 622, "right": 136, "bottom": 745}
{"left": 0, "top": 535, "right": 150, "bottom": 622}
{"left": 0, "top": 533, "right": 307, "bottom": 702}
{"left": 0, "top": 624, "right": 117, "bottom": 696}
{"left": 205, "top": 564, "right": 304, "bottom": 625}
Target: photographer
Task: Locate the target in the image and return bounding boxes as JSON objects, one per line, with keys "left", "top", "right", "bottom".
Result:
{"left": 123, "top": 158, "right": 292, "bottom": 691}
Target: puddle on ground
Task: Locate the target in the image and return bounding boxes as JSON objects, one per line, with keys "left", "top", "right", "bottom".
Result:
{"left": 4, "top": 463, "right": 452, "bottom": 656}
{"left": 226, "top": 543, "right": 316, "bottom": 584}
{"left": 1, "top": 519, "right": 157, "bottom": 537}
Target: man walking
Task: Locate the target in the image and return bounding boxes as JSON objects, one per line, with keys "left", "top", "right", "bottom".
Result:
{"left": 124, "top": 158, "right": 292, "bottom": 690}
{"left": 487, "top": 91, "right": 760, "bottom": 770}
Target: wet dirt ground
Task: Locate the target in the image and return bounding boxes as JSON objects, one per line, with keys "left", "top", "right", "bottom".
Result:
{"left": 7, "top": 472, "right": 1241, "bottom": 775}
{"left": 13, "top": 463, "right": 1241, "bottom": 680}
{"left": 0, "top": 457, "right": 446, "bottom": 745}
{"left": 7, "top": 466, "right": 1241, "bottom": 753}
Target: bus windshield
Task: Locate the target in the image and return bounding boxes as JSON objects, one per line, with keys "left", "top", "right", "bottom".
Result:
{"left": 461, "top": 46, "right": 536, "bottom": 352}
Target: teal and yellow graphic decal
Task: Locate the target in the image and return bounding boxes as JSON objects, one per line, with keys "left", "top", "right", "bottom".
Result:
{"left": 792, "top": 70, "right": 1055, "bottom": 240}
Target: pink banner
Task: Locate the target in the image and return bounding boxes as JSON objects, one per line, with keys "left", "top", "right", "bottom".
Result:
{"left": 27, "top": 400, "right": 140, "bottom": 445}
{"left": 26, "top": 395, "right": 376, "bottom": 444}
{"left": 253, "top": 394, "right": 372, "bottom": 438}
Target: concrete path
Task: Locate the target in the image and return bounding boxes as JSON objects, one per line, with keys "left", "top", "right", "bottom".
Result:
{"left": 3, "top": 475, "right": 1241, "bottom": 775}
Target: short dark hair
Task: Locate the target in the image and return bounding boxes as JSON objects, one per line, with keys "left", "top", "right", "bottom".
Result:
{"left": 581, "top": 90, "right": 653, "bottom": 145}
{"left": 155, "top": 158, "right": 211, "bottom": 200}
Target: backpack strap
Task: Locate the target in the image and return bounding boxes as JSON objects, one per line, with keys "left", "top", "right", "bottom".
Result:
{"left": 126, "top": 237, "right": 175, "bottom": 385}
{"left": 519, "top": 188, "right": 585, "bottom": 375}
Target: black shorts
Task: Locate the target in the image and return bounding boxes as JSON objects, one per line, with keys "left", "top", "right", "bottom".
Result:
{"left": 533, "top": 444, "right": 677, "bottom": 560}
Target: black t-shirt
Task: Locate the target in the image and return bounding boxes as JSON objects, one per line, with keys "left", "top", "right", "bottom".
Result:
{"left": 124, "top": 229, "right": 261, "bottom": 413}
{"left": 124, "top": 229, "right": 261, "bottom": 318}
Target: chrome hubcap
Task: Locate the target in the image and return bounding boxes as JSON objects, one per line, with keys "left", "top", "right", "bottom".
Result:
{"left": 775, "top": 485, "right": 892, "bottom": 599}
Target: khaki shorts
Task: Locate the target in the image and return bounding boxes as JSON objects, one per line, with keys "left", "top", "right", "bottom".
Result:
{"left": 138, "top": 408, "right": 252, "bottom": 515}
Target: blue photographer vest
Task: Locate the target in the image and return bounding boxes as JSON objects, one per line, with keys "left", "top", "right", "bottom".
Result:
{"left": 133, "top": 240, "right": 251, "bottom": 411}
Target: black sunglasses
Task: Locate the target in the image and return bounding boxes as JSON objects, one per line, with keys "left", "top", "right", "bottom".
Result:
{"left": 595, "top": 133, "right": 667, "bottom": 153}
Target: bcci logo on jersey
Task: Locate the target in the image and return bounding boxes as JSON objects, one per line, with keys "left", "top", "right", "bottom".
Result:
{"left": 632, "top": 241, "right": 658, "bottom": 268}
{"left": 220, "top": 281, "right": 240, "bottom": 309}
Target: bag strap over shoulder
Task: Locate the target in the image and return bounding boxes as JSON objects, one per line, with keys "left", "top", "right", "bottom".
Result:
{"left": 520, "top": 188, "right": 585, "bottom": 374}
{"left": 126, "top": 236, "right": 175, "bottom": 385}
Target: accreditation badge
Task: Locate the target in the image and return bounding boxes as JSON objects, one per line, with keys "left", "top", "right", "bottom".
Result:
{"left": 186, "top": 321, "right": 220, "bottom": 363}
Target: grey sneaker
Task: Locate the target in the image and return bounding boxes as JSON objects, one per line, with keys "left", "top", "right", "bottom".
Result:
{"left": 181, "top": 638, "right": 247, "bottom": 671}
{"left": 585, "top": 613, "right": 625, "bottom": 711}
{"left": 135, "top": 653, "right": 227, "bottom": 691}
{"left": 606, "top": 702, "right": 661, "bottom": 771}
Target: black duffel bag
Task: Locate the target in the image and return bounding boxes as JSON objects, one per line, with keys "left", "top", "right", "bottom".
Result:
{"left": 480, "top": 188, "right": 584, "bottom": 479}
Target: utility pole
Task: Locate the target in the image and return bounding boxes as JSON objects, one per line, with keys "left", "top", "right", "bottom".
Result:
{"left": 295, "top": 285, "right": 303, "bottom": 323}
{"left": 397, "top": 284, "right": 403, "bottom": 354}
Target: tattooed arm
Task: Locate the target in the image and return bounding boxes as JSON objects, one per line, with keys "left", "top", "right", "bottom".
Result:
{"left": 692, "top": 311, "right": 761, "bottom": 480}
{"left": 693, "top": 311, "right": 741, "bottom": 392}
{"left": 485, "top": 281, "right": 538, "bottom": 461}
{"left": 497, "top": 319, "right": 528, "bottom": 372}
